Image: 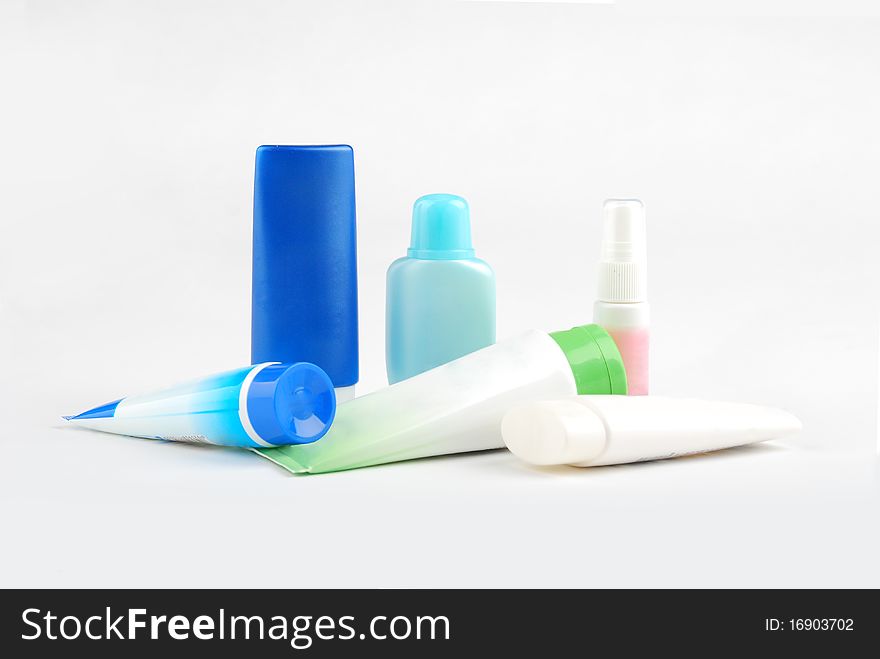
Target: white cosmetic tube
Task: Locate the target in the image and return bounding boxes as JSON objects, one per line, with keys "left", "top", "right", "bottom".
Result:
{"left": 502, "top": 396, "right": 801, "bottom": 467}
{"left": 255, "top": 325, "right": 627, "bottom": 474}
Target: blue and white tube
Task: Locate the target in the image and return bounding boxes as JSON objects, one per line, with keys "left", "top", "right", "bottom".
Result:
{"left": 65, "top": 362, "right": 336, "bottom": 448}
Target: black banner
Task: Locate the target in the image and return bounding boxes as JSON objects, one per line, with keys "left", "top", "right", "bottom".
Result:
{"left": 1, "top": 589, "right": 875, "bottom": 655}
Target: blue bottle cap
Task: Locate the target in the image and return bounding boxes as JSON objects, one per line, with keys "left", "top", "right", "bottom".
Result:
{"left": 252, "top": 145, "right": 359, "bottom": 388}
{"left": 246, "top": 363, "right": 336, "bottom": 445}
{"left": 408, "top": 193, "right": 475, "bottom": 260}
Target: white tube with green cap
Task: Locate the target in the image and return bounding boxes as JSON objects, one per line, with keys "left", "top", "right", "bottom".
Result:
{"left": 502, "top": 396, "right": 801, "bottom": 468}
{"left": 255, "top": 324, "right": 627, "bottom": 474}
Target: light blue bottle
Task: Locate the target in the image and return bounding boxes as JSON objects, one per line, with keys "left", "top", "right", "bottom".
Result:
{"left": 386, "top": 193, "right": 496, "bottom": 384}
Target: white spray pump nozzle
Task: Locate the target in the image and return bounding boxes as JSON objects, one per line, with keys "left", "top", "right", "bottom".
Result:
{"left": 597, "top": 199, "right": 647, "bottom": 303}
{"left": 502, "top": 396, "right": 802, "bottom": 468}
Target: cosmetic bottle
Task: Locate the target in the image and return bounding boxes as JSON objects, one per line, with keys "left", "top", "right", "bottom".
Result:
{"left": 385, "top": 193, "right": 495, "bottom": 384}
{"left": 252, "top": 145, "right": 359, "bottom": 402}
{"left": 502, "top": 396, "right": 801, "bottom": 467}
{"left": 593, "top": 199, "right": 649, "bottom": 395}
{"left": 256, "top": 324, "right": 626, "bottom": 474}
{"left": 65, "top": 362, "right": 336, "bottom": 448}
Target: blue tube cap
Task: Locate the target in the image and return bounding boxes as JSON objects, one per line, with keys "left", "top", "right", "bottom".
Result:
{"left": 246, "top": 363, "right": 336, "bottom": 446}
{"left": 408, "top": 193, "right": 475, "bottom": 260}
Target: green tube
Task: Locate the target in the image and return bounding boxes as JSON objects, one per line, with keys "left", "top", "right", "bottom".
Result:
{"left": 255, "top": 325, "right": 626, "bottom": 474}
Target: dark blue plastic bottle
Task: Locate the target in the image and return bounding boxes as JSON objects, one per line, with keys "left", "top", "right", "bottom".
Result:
{"left": 252, "top": 145, "right": 359, "bottom": 399}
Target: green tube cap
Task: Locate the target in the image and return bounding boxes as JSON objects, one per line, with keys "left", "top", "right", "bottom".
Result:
{"left": 549, "top": 324, "right": 628, "bottom": 395}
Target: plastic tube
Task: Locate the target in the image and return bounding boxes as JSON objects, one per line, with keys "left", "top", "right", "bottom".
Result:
{"left": 502, "top": 395, "right": 801, "bottom": 467}
{"left": 255, "top": 324, "right": 627, "bottom": 473}
{"left": 65, "top": 362, "right": 336, "bottom": 448}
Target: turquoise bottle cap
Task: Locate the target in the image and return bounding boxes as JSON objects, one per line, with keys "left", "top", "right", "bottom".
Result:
{"left": 408, "top": 193, "right": 475, "bottom": 260}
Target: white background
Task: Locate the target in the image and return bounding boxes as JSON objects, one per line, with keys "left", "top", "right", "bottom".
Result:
{"left": 1, "top": 0, "right": 879, "bottom": 587}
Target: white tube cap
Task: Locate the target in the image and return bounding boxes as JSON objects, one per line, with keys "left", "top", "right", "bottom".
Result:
{"left": 501, "top": 399, "right": 608, "bottom": 466}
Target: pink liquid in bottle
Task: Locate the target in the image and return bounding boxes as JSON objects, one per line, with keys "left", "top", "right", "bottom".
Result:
{"left": 606, "top": 326, "right": 649, "bottom": 395}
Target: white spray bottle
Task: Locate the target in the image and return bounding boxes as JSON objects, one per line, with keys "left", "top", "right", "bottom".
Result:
{"left": 593, "top": 199, "right": 649, "bottom": 394}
